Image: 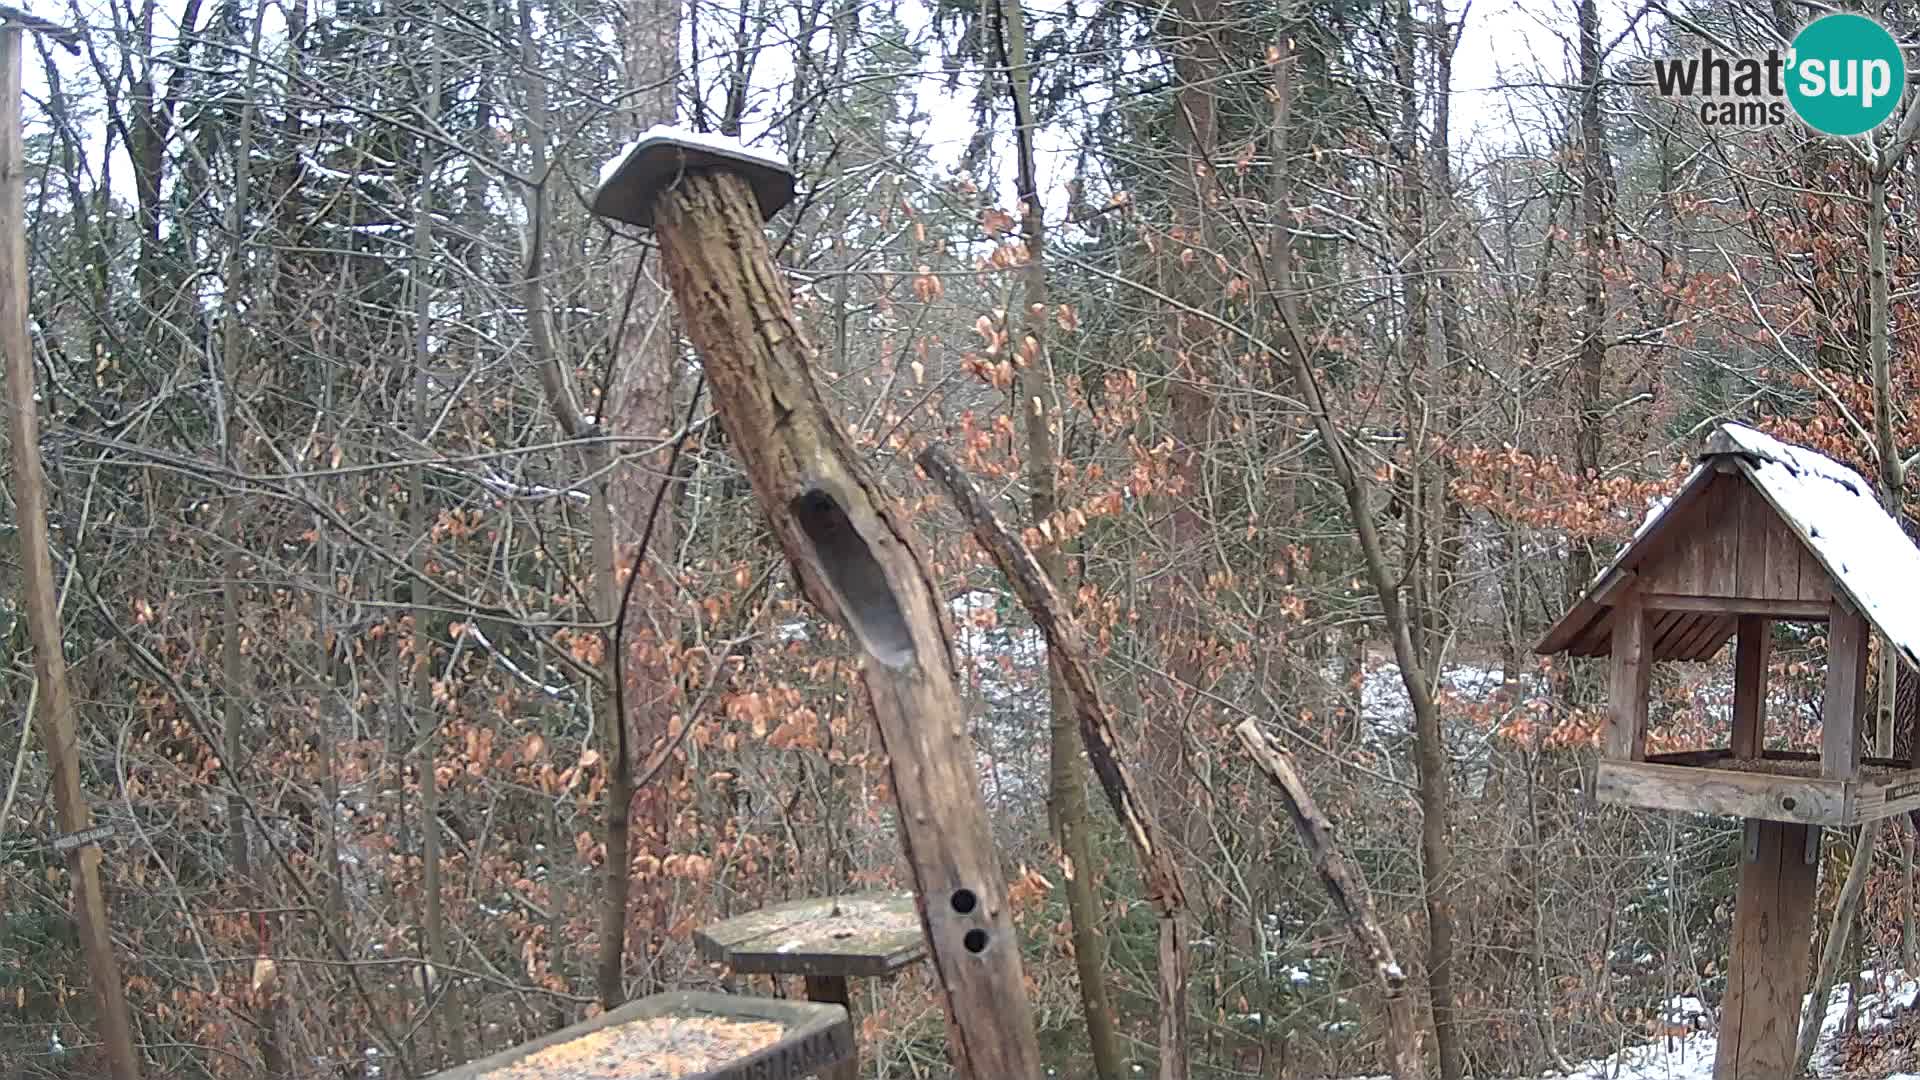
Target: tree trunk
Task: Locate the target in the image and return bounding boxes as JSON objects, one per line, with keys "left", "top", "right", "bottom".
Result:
{"left": 0, "top": 27, "right": 143, "bottom": 1079}
{"left": 605, "top": 0, "right": 684, "bottom": 999}
{"left": 410, "top": 27, "right": 463, "bottom": 1064}
{"left": 1152, "top": 0, "right": 1228, "bottom": 899}
{"left": 1388, "top": 8, "right": 1459, "bottom": 1069}
{"left": 921, "top": 444, "right": 1194, "bottom": 1080}
{"left": 1569, "top": 0, "right": 1611, "bottom": 615}
{"left": 646, "top": 166, "right": 1044, "bottom": 1078}
{"left": 1264, "top": 184, "right": 1452, "bottom": 1080}
{"left": 999, "top": 1, "right": 1124, "bottom": 1076}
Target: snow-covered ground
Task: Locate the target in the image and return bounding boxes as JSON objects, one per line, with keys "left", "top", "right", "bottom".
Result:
{"left": 1340, "top": 971, "right": 1919, "bottom": 1080}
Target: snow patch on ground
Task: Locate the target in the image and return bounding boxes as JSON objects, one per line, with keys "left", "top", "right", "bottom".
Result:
{"left": 1340, "top": 970, "right": 1919, "bottom": 1080}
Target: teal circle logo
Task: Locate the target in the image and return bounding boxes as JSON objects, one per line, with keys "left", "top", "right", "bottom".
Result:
{"left": 1787, "top": 14, "right": 1906, "bottom": 136}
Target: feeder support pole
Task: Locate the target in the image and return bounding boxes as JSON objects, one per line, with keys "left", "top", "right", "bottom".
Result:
{"left": 595, "top": 148, "right": 1043, "bottom": 1078}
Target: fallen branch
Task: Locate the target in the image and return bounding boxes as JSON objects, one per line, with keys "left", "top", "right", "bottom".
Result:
{"left": 917, "top": 443, "right": 1191, "bottom": 1079}
{"left": 1234, "top": 719, "right": 1427, "bottom": 1080}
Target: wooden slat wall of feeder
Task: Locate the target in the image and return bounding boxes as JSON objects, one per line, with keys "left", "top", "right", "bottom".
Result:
{"left": 1538, "top": 422, "right": 1920, "bottom": 1079}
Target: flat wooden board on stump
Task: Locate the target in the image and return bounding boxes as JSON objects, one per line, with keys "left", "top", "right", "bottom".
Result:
{"left": 695, "top": 892, "right": 925, "bottom": 977}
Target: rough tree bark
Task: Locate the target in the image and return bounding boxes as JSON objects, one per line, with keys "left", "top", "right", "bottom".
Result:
{"left": 1569, "top": 0, "right": 1612, "bottom": 606}
{"left": 643, "top": 166, "right": 1043, "bottom": 1078}
{"left": 606, "top": 0, "right": 684, "bottom": 1001}
{"left": 1152, "top": 0, "right": 1228, "bottom": 881}
{"left": 920, "top": 444, "right": 1192, "bottom": 1080}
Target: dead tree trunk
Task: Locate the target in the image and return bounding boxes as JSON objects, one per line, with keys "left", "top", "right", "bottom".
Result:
{"left": 609, "top": 159, "right": 1043, "bottom": 1078}
{"left": 0, "top": 24, "right": 143, "bottom": 1080}
{"left": 1235, "top": 721, "right": 1427, "bottom": 1080}
{"left": 920, "top": 445, "right": 1191, "bottom": 1078}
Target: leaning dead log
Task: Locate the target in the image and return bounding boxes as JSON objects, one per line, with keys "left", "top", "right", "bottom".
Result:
{"left": 917, "top": 444, "right": 1191, "bottom": 1080}
{"left": 1234, "top": 720, "right": 1426, "bottom": 1079}
{"left": 591, "top": 133, "right": 1042, "bottom": 1079}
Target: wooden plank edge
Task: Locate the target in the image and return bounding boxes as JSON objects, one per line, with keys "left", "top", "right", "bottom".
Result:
{"left": 1640, "top": 594, "right": 1832, "bottom": 619}
{"left": 1646, "top": 749, "right": 1733, "bottom": 767}
{"left": 1594, "top": 760, "right": 1847, "bottom": 826}
{"left": 716, "top": 942, "right": 928, "bottom": 979}
{"left": 1849, "top": 768, "right": 1920, "bottom": 824}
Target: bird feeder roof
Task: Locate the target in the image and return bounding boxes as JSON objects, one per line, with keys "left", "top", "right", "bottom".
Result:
{"left": 591, "top": 125, "right": 796, "bottom": 228}
{"left": 1536, "top": 422, "right": 1920, "bottom": 672}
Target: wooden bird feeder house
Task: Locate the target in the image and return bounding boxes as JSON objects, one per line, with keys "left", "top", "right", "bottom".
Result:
{"left": 1538, "top": 421, "right": 1920, "bottom": 1077}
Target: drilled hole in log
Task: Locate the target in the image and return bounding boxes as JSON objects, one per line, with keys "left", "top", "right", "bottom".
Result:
{"left": 963, "top": 929, "right": 989, "bottom": 954}
{"left": 950, "top": 888, "right": 977, "bottom": 915}
{"left": 791, "top": 487, "right": 914, "bottom": 669}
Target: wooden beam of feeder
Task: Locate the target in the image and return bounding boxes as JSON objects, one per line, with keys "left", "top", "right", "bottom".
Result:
{"left": 1233, "top": 720, "right": 1427, "bottom": 1080}
{"left": 641, "top": 168, "right": 1041, "bottom": 1079}
{"left": 918, "top": 444, "right": 1192, "bottom": 1080}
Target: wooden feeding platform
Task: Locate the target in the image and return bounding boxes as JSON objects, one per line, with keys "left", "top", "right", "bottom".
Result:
{"left": 428, "top": 991, "right": 851, "bottom": 1080}
{"left": 1600, "top": 749, "right": 1920, "bottom": 827}
{"left": 1539, "top": 422, "right": 1920, "bottom": 1078}
{"left": 695, "top": 892, "right": 925, "bottom": 980}
{"left": 695, "top": 892, "right": 925, "bottom": 1080}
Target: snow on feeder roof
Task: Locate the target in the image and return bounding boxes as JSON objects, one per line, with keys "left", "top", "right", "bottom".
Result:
{"left": 592, "top": 125, "right": 795, "bottom": 229}
{"left": 1537, "top": 422, "right": 1920, "bottom": 673}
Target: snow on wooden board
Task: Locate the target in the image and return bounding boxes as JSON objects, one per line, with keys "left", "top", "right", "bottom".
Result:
{"left": 1713, "top": 422, "right": 1920, "bottom": 673}
{"left": 596, "top": 125, "right": 792, "bottom": 189}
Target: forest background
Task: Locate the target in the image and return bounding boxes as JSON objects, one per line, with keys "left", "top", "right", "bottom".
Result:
{"left": 4, "top": 0, "right": 1920, "bottom": 1075}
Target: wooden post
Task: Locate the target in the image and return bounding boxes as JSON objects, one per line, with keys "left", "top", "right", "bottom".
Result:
{"left": 0, "top": 25, "right": 143, "bottom": 1080}
{"left": 591, "top": 139, "right": 1042, "bottom": 1078}
{"left": 1606, "top": 593, "right": 1650, "bottom": 760}
{"left": 1824, "top": 603, "right": 1869, "bottom": 780}
{"left": 802, "top": 976, "right": 856, "bottom": 1080}
{"left": 1731, "top": 615, "right": 1769, "bottom": 759}
{"left": 1714, "top": 820, "right": 1818, "bottom": 1078}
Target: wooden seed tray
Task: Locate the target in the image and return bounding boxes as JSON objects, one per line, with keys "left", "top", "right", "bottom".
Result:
{"left": 428, "top": 991, "right": 851, "bottom": 1080}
